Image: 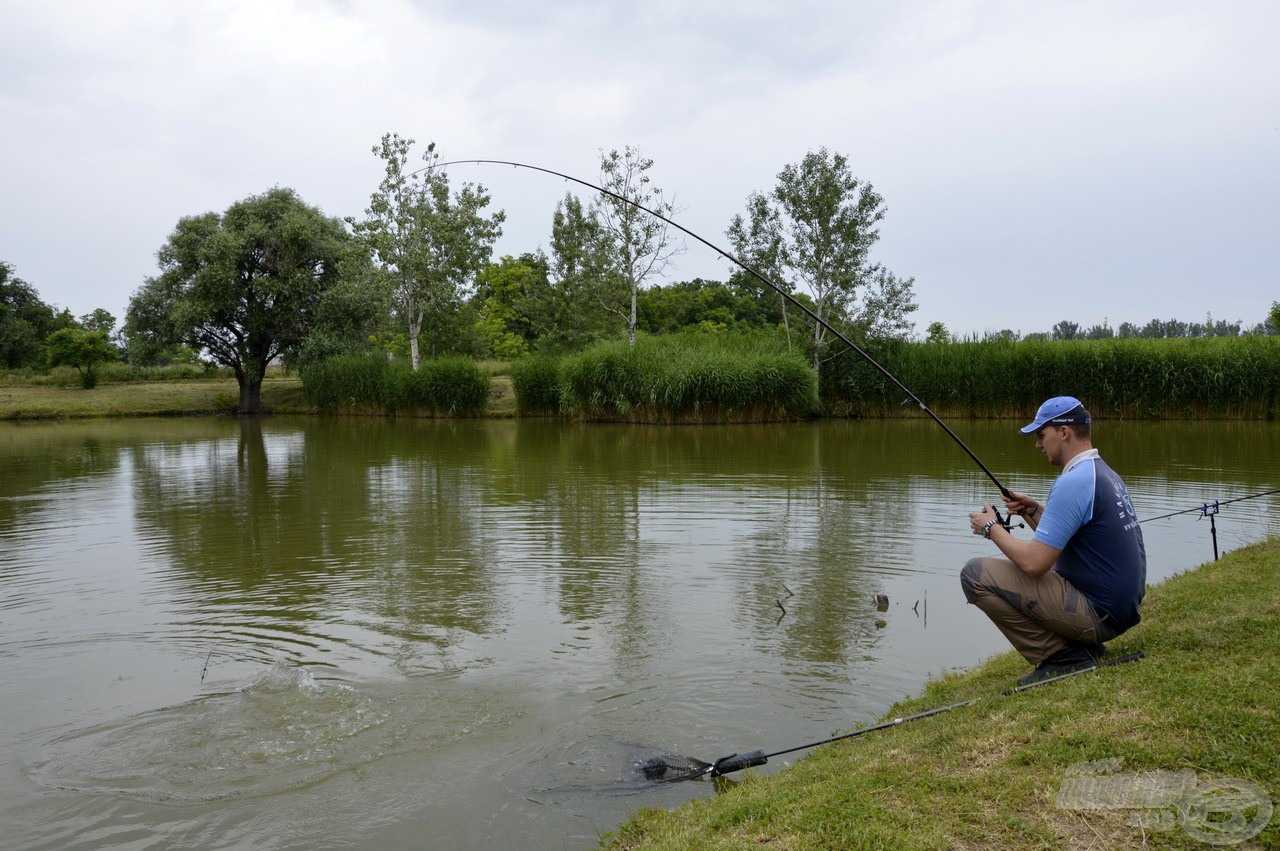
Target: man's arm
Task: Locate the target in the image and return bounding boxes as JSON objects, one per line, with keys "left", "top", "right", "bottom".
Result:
{"left": 970, "top": 502, "right": 1060, "bottom": 578}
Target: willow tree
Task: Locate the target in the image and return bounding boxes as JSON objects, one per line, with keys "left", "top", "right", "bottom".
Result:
{"left": 126, "top": 187, "right": 359, "bottom": 412}
{"left": 351, "top": 133, "right": 504, "bottom": 368}
{"left": 728, "top": 148, "right": 917, "bottom": 377}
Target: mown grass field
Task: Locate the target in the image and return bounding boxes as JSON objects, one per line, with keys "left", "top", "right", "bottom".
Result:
{"left": 0, "top": 376, "right": 308, "bottom": 419}
{"left": 605, "top": 538, "right": 1280, "bottom": 850}
{"left": 0, "top": 374, "right": 517, "bottom": 420}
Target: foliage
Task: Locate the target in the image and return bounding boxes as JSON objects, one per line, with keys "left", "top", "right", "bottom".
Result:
{"left": 924, "top": 321, "right": 950, "bottom": 344}
{"left": 531, "top": 193, "right": 624, "bottom": 353}
{"left": 637, "top": 278, "right": 774, "bottom": 335}
{"left": 350, "top": 133, "right": 504, "bottom": 368}
{"left": 78, "top": 308, "right": 118, "bottom": 338}
{"left": 473, "top": 254, "right": 547, "bottom": 359}
{"left": 592, "top": 147, "right": 684, "bottom": 348}
{"left": 125, "top": 187, "right": 367, "bottom": 413}
{"left": 509, "top": 354, "right": 562, "bottom": 415}
{"left": 44, "top": 327, "right": 118, "bottom": 388}
{"left": 821, "top": 335, "right": 1280, "bottom": 419}
{"left": 557, "top": 332, "right": 817, "bottom": 422}
{"left": 299, "top": 353, "right": 488, "bottom": 417}
{"left": 0, "top": 261, "right": 60, "bottom": 369}
{"left": 727, "top": 147, "right": 917, "bottom": 378}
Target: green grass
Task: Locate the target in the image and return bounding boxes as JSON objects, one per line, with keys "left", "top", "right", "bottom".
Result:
{"left": 605, "top": 538, "right": 1280, "bottom": 850}
{"left": 0, "top": 376, "right": 310, "bottom": 419}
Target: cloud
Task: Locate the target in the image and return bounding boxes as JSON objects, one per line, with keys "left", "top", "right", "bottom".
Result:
{"left": 1, "top": 0, "right": 1276, "bottom": 336}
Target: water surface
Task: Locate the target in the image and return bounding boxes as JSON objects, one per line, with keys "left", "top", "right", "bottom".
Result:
{"left": 1, "top": 417, "right": 1276, "bottom": 849}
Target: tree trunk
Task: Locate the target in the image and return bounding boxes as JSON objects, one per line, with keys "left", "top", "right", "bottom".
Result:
{"left": 409, "top": 310, "right": 423, "bottom": 371}
{"left": 780, "top": 291, "right": 792, "bottom": 351}
{"left": 628, "top": 281, "right": 638, "bottom": 349}
{"left": 238, "top": 376, "right": 263, "bottom": 414}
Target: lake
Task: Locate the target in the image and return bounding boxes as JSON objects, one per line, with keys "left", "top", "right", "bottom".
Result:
{"left": 2, "top": 416, "right": 1277, "bottom": 849}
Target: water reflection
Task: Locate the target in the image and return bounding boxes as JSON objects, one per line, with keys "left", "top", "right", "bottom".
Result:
{"left": 1, "top": 416, "right": 1277, "bottom": 850}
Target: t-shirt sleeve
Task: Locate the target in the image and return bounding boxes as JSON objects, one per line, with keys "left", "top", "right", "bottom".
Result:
{"left": 1033, "top": 466, "right": 1094, "bottom": 550}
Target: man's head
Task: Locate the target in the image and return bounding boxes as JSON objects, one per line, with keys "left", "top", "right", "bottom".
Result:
{"left": 1022, "top": 396, "right": 1092, "bottom": 465}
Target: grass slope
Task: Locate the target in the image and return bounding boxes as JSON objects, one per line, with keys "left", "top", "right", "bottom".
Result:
{"left": 606, "top": 538, "right": 1280, "bottom": 850}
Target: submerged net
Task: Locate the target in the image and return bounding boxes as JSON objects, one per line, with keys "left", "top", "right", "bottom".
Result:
{"left": 636, "top": 754, "right": 712, "bottom": 783}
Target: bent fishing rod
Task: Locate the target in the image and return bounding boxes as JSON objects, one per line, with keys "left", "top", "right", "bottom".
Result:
{"left": 439, "top": 158, "right": 1016, "bottom": 508}
{"left": 640, "top": 651, "right": 1145, "bottom": 782}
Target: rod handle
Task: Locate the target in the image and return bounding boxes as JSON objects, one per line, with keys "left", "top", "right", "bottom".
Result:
{"left": 711, "top": 750, "right": 769, "bottom": 776}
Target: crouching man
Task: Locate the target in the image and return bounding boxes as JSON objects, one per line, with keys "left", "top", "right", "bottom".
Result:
{"left": 962, "top": 396, "right": 1147, "bottom": 684}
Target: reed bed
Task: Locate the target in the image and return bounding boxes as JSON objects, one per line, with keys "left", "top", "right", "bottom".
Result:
{"left": 509, "top": 355, "right": 563, "bottom": 416}
{"left": 300, "top": 354, "right": 489, "bottom": 417}
{"left": 821, "top": 336, "right": 1280, "bottom": 419}
{"left": 554, "top": 333, "right": 818, "bottom": 423}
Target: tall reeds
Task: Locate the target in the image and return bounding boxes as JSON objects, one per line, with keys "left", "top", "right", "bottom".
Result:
{"left": 549, "top": 332, "right": 818, "bottom": 423}
{"left": 300, "top": 354, "right": 489, "bottom": 416}
{"left": 821, "top": 336, "right": 1280, "bottom": 419}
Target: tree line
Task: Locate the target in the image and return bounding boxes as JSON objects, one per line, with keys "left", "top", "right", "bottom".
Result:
{"left": 4, "top": 135, "right": 1278, "bottom": 411}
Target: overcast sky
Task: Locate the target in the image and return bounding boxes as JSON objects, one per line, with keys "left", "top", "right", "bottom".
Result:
{"left": 3, "top": 0, "right": 1276, "bottom": 338}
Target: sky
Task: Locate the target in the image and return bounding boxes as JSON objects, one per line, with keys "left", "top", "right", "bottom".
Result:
{"left": 2, "top": 0, "right": 1277, "bottom": 339}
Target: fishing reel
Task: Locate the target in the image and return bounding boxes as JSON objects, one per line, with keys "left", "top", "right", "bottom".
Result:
{"left": 992, "top": 503, "right": 1025, "bottom": 532}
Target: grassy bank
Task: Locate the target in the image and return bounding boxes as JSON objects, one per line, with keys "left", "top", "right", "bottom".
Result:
{"left": 0, "top": 376, "right": 312, "bottom": 419}
{"left": 606, "top": 538, "right": 1280, "bottom": 850}
{"left": 0, "top": 372, "right": 517, "bottom": 420}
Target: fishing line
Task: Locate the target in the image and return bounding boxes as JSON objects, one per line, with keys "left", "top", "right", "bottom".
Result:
{"left": 1139, "top": 488, "right": 1280, "bottom": 561}
{"left": 437, "top": 158, "right": 1015, "bottom": 504}
{"left": 1139, "top": 488, "right": 1280, "bottom": 524}
{"left": 639, "top": 651, "right": 1145, "bottom": 783}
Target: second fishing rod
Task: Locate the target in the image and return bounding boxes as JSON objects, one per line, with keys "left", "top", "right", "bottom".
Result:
{"left": 441, "top": 158, "right": 1018, "bottom": 513}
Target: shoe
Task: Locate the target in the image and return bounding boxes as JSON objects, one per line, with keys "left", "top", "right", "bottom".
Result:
{"left": 1082, "top": 641, "right": 1107, "bottom": 660}
{"left": 1016, "top": 645, "right": 1097, "bottom": 685}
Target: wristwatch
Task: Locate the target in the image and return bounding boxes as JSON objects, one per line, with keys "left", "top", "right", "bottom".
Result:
{"left": 982, "top": 519, "right": 998, "bottom": 539}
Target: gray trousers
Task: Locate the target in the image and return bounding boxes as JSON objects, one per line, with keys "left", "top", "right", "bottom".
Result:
{"left": 961, "top": 557, "right": 1115, "bottom": 666}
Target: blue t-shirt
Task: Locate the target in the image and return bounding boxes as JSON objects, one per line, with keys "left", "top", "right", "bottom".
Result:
{"left": 1033, "top": 450, "right": 1147, "bottom": 629}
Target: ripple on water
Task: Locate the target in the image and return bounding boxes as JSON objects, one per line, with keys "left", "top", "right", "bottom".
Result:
{"left": 27, "top": 660, "right": 394, "bottom": 803}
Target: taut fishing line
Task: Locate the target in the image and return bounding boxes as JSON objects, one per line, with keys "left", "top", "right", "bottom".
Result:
{"left": 438, "top": 158, "right": 1016, "bottom": 506}
{"left": 637, "top": 652, "right": 1145, "bottom": 782}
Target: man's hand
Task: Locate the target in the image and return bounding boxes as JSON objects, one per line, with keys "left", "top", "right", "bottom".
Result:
{"left": 1001, "top": 490, "right": 1040, "bottom": 519}
{"left": 969, "top": 503, "right": 999, "bottom": 536}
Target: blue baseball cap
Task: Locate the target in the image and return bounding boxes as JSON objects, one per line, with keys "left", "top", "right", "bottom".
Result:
{"left": 1020, "top": 396, "right": 1092, "bottom": 434}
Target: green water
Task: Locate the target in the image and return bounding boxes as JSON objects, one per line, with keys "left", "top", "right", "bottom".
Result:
{"left": 1, "top": 417, "right": 1276, "bottom": 849}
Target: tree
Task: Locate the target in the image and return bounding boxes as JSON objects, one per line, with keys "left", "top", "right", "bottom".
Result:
{"left": 1051, "top": 320, "right": 1081, "bottom": 341}
{"left": 924, "top": 321, "right": 950, "bottom": 344}
{"left": 0, "top": 261, "right": 58, "bottom": 369}
{"left": 1083, "top": 319, "right": 1114, "bottom": 340}
{"left": 126, "top": 187, "right": 359, "bottom": 412}
{"left": 727, "top": 192, "right": 793, "bottom": 347}
{"left": 727, "top": 148, "right": 916, "bottom": 377}
{"left": 46, "top": 327, "right": 117, "bottom": 388}
{"left": 350, "top": 133, "right": 504, "bottom": 369}
{"left": 473, "top": 254, "right": 547, "bottom": 359}
{"left": 592, "top": 147, "right": 684, "bottom": 348}
{"left": 529, "top": 193, "right": 620, "bottom": 353}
